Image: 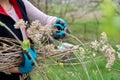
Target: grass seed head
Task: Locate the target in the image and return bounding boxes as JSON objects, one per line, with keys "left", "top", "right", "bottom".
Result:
{"left": 14, "top": 19, "right": 27, "bottom": 29}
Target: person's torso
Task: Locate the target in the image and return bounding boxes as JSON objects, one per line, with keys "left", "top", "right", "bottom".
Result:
{"left": 0, "top": 0, "right": 29, "bottom": 41}
{"left": 0, "top": 0, "right": 29, "bottom": 80}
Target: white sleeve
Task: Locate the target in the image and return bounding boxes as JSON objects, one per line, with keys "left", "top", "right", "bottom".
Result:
{"left": 22, "top": 0, "right": 57, "bottom": 25}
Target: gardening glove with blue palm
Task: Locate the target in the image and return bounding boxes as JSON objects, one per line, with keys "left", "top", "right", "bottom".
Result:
{"left": 54, "top": 18, "right": 68, "bottom": 30}
{"left": 19, "top": 48, "right": 37, "bottom": 74}
{"left": 53, "top": 18, "right": 68, "bottom": 39}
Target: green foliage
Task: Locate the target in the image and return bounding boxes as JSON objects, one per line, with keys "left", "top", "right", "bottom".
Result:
{"left": 22, "top": 40, "right": 30, "bottom": 50}
{"left": 100, "top": 0, "right": 120, "bottom": 41}
{"left": 68, "top": 19, "right": 100, "bottom": 43}
{"left": 30, "top": 1, "right": 120, "bottom": 80}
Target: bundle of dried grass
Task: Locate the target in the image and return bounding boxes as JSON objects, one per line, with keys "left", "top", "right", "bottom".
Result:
{"left": 0, "top": 37, "right": 23, "bottom": 72}
{"left": 0, "top": 20, "right": 78, "bottom": 73}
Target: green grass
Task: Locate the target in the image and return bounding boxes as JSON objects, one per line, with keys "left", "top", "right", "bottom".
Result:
{"left": 31, "top": 56, "right": 120, "bottom": 80}
{"left": 64, "top": 19, "right": 101, "bottom": 44}
{"left": 65, "top": 19, "right": 120, "bottom": 44}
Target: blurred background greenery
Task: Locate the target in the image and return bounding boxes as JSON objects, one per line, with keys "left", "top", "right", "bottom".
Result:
{"left": 29, "top": 0, "right": 120, "bottom": 43}
{"left": 28, "top": 0, "right": 120, "bottom": 80}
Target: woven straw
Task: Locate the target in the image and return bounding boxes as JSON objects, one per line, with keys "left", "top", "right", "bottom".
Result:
{"left": 0, "top": 37, "right": 23, "bottom": 72}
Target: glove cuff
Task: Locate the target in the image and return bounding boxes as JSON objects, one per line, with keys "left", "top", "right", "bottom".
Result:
{"left": 19, "top": 67, "right": 26, "bottom": 74}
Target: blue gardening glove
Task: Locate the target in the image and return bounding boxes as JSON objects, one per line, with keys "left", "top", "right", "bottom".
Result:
{"left": 19, "top": 48, "right": 37, "bottom": 74}
{"left": 53, "top": 31, "right": 66, "bottom": 39}
{"left": 54, "top": 18, "right": 68, "bottom": 30}
{"left": 53, "top": 18, "right": 68, "bottom": 39}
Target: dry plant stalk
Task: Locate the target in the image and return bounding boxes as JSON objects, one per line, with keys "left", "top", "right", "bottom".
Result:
{"left": 90, "top": 32, "right": 116, "bottom": 69}
{"left": 25, "top": 20, "right": 80, "bottom": 60}
{"left": 0, "top": 37, "right": 23, "bottom": 72}
{"left": 14, "top": 20, "right": 116, "bottom": 70}
{"left": 0, "top": 18, "right": 117, "bottom": 77}
{"left": 26, "top": 20, "right": 54, "bottom": 50}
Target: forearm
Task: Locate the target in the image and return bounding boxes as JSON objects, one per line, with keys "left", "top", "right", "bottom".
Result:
{"left": 22, "top": 0, "right": 57, "bottom": 25}
{"left": 9, "top": 67, "right": 21, "bottom": 73}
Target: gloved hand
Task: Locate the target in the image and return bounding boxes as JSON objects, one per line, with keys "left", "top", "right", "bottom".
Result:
{"left": 19, "top": 48, "right": 37, "bottom": 74}
{"left": 53, "top": 31, "right": 66, "bottom": 39}
{"left": 53, "top": 18, "right": 68, "bottom": 39}
{"left": 54, "top": 18, "right": 68, "bottom": 30}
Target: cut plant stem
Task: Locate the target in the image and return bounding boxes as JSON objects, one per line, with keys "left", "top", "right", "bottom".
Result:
{"left": 0, "top": 21, "right": 22, "bottom": 44}
{"left": 0, "top": 21, "right": 39, "bottom": 68}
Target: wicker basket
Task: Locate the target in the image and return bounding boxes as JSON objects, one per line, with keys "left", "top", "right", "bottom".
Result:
{"left": 0, "top": 37, "right": 23, "bottom": 72}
